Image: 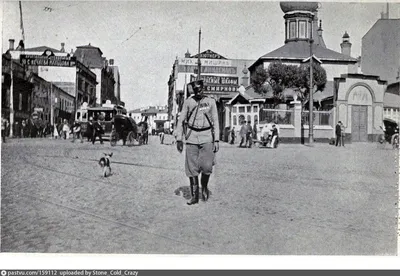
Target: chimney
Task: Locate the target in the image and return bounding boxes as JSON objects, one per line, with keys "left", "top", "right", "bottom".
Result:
{"left": 185, "top": 49, "right": 191, "bottom": 58}
{"left": 241, "top": 65, "right": 249, "bottom": 87}
{"left": 109, "top": 59, "right": 114, "bottom": 65}
{"left": 61, "top": 43, "right": 65, "bottom": 52}
{"left": 340, "top": 31, "right": 352, "bottom": 56}
{"left": 9, "top": 39, "right": 15, "bottom": 50}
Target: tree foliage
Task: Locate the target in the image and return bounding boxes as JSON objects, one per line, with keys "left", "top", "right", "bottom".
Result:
{"left": 250, "top": 61, "right": 327, "bottom": 107}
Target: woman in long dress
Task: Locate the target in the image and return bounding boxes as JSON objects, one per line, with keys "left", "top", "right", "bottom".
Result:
{"left": 53, "top": 123, "right": 59, "bottom": 139}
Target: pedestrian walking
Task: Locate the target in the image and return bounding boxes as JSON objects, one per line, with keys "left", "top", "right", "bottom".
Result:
{"left": 72, "top": 121, "right": 83, "bottom": 143}
{"left": 86, "top": 117, "right": 94, "bottom": 142}
{"left": 62, "top": 119, "right": 70, "bottom": 140}
{"left": 1, "top": 114, "right": 9, "bottom": 143}
{"left": 246, "top": 121, "right": 253, "bottom": 148}
{"left": 92, "top": 119, "right": 104, "bottom": 145}
{"left": 230, "top": 127, "right": 236, "bottom": 144}
{"left": 53, "top": 123, "right": 59, "bottom": 139}
{"left": 21, "top": 120, "right": 27, "bottom": 138}
{"left": 175, "top": 79, "right": 220, "bottom": 205}
{"left": 340, "top": 121, "right": 345, "bottom": 147}
{"left": 335, "top": 121, "right": 342, "bottom": 147}
{"left": 239, "top": 120, "right": 247, "bottom": 147}
{"left": 142, "top": 117, "right": 149, "bottom": 145}
{"left": 14, "top": 121, "right": 21, "bottom": 138}
{"left": 253, "top": 122, "right": 258, "bottom": 141}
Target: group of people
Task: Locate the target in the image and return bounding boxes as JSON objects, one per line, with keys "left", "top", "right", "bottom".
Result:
{"left": 230, "top": 120, "right": 257, "bottom": 148}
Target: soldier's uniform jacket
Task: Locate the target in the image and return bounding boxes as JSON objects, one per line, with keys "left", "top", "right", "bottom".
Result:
{"left": 176, "top": 95, "right": 220, "bottom": 145}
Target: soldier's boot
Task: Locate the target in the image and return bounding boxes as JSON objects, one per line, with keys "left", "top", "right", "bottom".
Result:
{"left": 201, "top": 174, "right": 210, "bottom": 202}
{"left": 189, "top": 177, "right": 195, "bottom": 197}
{"left": 187, "top": 176, "right": 199, "bottom": 205}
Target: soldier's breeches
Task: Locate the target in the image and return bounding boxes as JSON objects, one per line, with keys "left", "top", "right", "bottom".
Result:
{"left": 185, "top": 143, "right": 215, "bottom": 177}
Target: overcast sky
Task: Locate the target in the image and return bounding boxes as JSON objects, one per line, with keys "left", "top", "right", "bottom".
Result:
{"left": 2, "top": 0, "right": 400, "bottom": 111}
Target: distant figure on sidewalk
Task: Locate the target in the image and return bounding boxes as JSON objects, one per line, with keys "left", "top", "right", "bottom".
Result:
{"left": 86, "top": 117, "right": 94, "bottom": 142}
{"left": 246, "top": 121, "right": 253, "bottom": 148}
{"left": 21, "top": 120, "right": 27, "bottom": 138}
{"left": 335, "top": 121, "right": 342, "bottom": 147}
{"left": 340, "top": 121, "right": 345, "bottom": 147}
{"left": 1, "top": 114, "right": 9, "bottom": 143}
{"left": 62, "top": 119, "right": 70, "bottom": 140}
{"left": 230, "top": 127, "right": 236, "bottom": 144}
{"left": 72, "top": 121, "right": 83, "bottom": 143}
{"left": 92, "top": 119, "right": 104, "bottom": 145}
{"left": 239, "top": 120, "right": 247, "bottom": 147}
{"left": 53, "top": 123, "right": 59, "bottom": 139}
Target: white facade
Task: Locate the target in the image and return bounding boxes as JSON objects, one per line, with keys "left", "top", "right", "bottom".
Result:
{"left": 91, "top": 68, "right": 102, "bottom": 105}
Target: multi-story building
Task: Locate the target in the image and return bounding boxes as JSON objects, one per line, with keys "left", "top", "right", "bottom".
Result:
{"left": 361, "top": 13, "right": 400, "bottom": 84}
{"left": 129, "top": 105, "right": 169, "bottom": 134}
{"left": 2, "top": 51, "right": 32, "bottom": 126}
{"left": 108, "top": 59, "right": 121, "bottom": 104}
{"left": 168, "top": 49, "right": 255, "bottom": 139}
{"left": 73, "top": 44, "right": 116, "bottom": 105}
{"left": 6, "top": 41, "right": 97, "bottom": 116}
{"left": 243, "top": 2, "right": 388, "bottom": 143}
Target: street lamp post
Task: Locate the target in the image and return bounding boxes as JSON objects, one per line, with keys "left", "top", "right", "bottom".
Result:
{"left": 308, "top": 16, "right": 315, "bottom": 145}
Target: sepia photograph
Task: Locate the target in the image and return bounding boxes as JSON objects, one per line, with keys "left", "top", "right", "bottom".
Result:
{"left": 1, "top": 0, "right": 400, "bottom": 269}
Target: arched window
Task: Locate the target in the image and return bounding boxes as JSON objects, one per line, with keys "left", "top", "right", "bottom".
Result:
{"left": 247, "top": 115, "right": 251, "bottom": 124}
{"left": 254, "top": 115, "right": 258, "bottom": 125}
{"left": 233, "top": 115, "right": 237, "bottom": 126}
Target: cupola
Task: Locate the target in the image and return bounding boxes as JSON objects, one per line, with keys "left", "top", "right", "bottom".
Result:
{"left": 280, "top": 1, "right": 318, "bottom": 43}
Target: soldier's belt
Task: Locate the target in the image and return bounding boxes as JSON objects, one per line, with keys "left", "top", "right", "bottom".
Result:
{"left": 188, "top": 125, "right": 212, "bottom": 132}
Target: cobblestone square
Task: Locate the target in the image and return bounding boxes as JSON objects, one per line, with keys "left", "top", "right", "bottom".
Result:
{"left": 1, "top": 137, "right": 398, "bottom": 255}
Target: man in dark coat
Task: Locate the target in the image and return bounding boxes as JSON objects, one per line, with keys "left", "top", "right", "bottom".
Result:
{"left": 92, "top": 119, "right": 104, "bottom": 145}
{"left": 335, "top": 121, "right": 342, "bottom": 147}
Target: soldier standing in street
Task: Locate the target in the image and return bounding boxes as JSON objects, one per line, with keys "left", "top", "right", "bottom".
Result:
{"left": 175, "top": 79, "right": 220, "bottom": 206}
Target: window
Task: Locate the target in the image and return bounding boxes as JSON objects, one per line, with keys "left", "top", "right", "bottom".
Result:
{"left": 289, "top": 21, "right": 296, "bottom": 39}
{"left": 247, "top": 106, "right": 251, "bottom": 113}
{"left": 233, "top": 115, "right": 237, "bottom": 126}
{"left": 247, "top": 115, "right": 251, "bottom": 123}
{"left": 254, "top": 115, "right": 258, "bottom": 124}
{"left": 238, "top": 106, "right": 245, "bottom": 113}
{"left": 299, "top": 20, "right": 307, "bottom": 38}
{"left": 253, "top": 105, "right": 258, "bottom": 113}
{"left": 232, "top": 106, "right": 237, "bottom": 113}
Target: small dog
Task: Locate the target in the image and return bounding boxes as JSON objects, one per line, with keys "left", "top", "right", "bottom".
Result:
{"left": 99, "top": 152, "right": 113, "bottom": 177}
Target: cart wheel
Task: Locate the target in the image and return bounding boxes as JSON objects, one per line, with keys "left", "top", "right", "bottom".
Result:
{"left": 110, "top": 131, "right": 118, "bottom": 147}
{"left": 391, "top": 134, "right": 399, "bottom": 149}
{"left": 127, "top": 131, "right": 135, "bottom": 146}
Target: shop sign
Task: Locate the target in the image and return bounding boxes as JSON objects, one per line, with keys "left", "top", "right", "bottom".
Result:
{"left": 190, "top": 75, "right": 239, "bottom": 86}
{"left": 204, "top": 86, "right": 238, "bottom": 93}
{"left": 179, "top": 65, "right": 237, "bottom": 75}
{"left": 192, "top": 50, "right": 227, "bottom": 60}
{"left": 34, "top": 107, "right": 44, "bottom": 112}
{"left": 178, "top": 58, "right": 232, "bottom": 67}
{"left": 20, "top": 50, "right": 77, "bottom": 67}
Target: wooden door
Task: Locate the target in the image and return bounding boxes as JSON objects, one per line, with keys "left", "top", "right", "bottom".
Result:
{"left": 352, "top": 105, "right": 368, "bottom": 142}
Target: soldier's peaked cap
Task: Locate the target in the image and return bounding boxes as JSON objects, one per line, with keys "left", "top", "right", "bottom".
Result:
{"left": 188, "top": 79, "right": 204, "bottom": 87}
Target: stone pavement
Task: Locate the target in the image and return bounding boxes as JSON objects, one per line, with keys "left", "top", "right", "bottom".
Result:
{"left": 1, "top": 136, "right": 398, "bottom": 255}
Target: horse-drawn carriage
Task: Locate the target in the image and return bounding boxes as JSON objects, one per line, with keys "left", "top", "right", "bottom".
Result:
{"left": 110, "top": 114, "right": 140, "bottom": 146}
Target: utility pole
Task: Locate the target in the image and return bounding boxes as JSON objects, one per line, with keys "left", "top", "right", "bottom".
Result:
{"left": 19, "top": 1, "right": 25, "bottom": 42}
{"left": 197, "top": 28, "right": 201, "bottom": 81}
{"left": 9, "top": 59, "right": 14, "bottom": 137}
{"left": 50, "top": 82, "right": 54, "bottom": 129}
{"left": 308, "top": 16, "right": 315, "bottom": 145}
